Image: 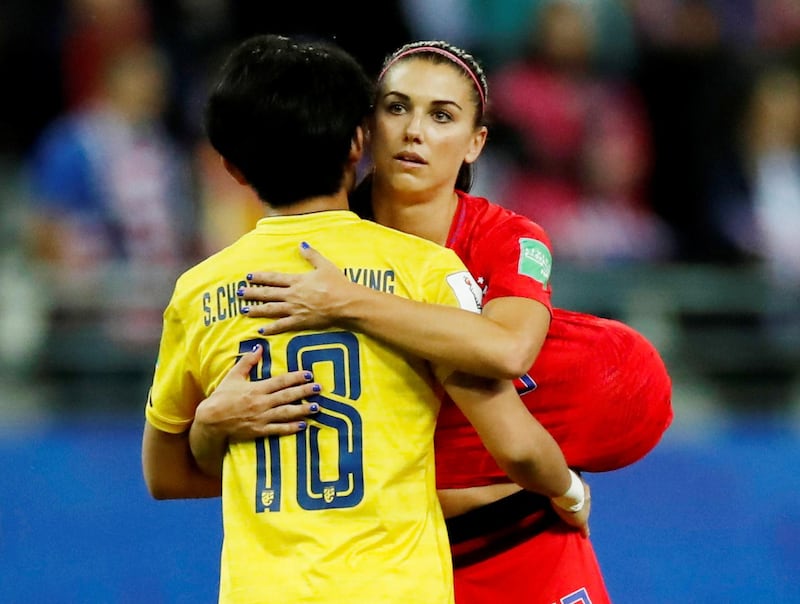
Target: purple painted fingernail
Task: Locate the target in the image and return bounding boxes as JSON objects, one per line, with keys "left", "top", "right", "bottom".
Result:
{"left": 246, "top": 273, "right": 253, "bottom": 280}
{"left": 241, "top": 306, "right": 249, "bottom": 314}
{"left": 236, "top": 288, "right": 244, "bottom": 296}
{"left": 312, "top": 384, "right": 321, "bottom": 393}
{"left": 298, "top": 421, "right": 307, "bottom": 430}
{"left": 300, "top": 241, "right": 310, "bottom": 250}
{"left": 309, "top": 403, "right": 319, "bottom": 412}
{"left": 251, "top": 344, "right": 260, "bottom": 352}
{"left": 258, "top": 327, "right": 265, "bottom": 334}
{"left": 303, "top": 371, "right": 313, "bottom": 380}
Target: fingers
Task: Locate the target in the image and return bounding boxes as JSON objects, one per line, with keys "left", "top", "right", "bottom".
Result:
{"left": 229, "top": 399, "right": 320, "bottom": 440}
{"left": 266, "top": 397, "right": 319, "bottom": 421}
{"left": 255, "top": 316, "right": 304, "bottom": 335}
{"left": 243, "top": 301, "right": 292, "bottom": 319}
{"left": 239, "top": 285, "right": 292, "bottom": 304}
{"left": 246, "top": 271, "right": 296, "bottom": 288}
{"left": 227, "top": 344, "right": 264, "bottom": 379}
{"left": 224, "top": 380, "right": 324, "bottom": 441}
{"left": 244, "top": 391, "right": 324, "bottom": 439}
{"left": 255, "top": 370, "right": 316, "bottom": 395}
{"left": 299, "top": 241, "right": 325, "bottom": 268}
{"left": 256, "top": 400, "right": 321, "bottom": 437}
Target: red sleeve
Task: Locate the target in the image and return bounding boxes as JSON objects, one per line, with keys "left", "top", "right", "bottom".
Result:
{"left": 475, "top": 216, "right": 553, "bottom": 313}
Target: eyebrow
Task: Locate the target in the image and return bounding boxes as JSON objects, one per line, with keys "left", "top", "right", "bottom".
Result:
{"left": 382, "top": 90, "right": 464, "bottom": 111}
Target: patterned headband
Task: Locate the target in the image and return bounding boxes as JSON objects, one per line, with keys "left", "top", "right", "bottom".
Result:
{"left": 378, "top": 46, "right": 486, "bottom": 113}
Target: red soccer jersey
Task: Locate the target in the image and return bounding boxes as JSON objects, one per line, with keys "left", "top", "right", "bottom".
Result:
{"left": 434, "top": 192, "right": 673, "bottom": 488}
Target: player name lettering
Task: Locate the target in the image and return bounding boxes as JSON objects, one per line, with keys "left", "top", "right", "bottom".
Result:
{"left": 342, "top": 268, "right": 395, "bottom": 293}
{"left": 202, "top": 279, "right": 249, "bottom": 326}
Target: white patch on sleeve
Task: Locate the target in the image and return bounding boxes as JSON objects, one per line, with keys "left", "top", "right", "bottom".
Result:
{"left": 446, "top": 271, "right": 483, "bottom": 313}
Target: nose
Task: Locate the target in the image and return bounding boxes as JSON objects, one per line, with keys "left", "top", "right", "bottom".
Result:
{"left": 403, "top": 111, "right": 423, "bottom": 143}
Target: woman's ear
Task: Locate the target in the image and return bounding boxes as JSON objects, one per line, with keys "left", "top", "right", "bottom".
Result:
{"left": 464, "top": 125, "right": 488, "bottom": 164}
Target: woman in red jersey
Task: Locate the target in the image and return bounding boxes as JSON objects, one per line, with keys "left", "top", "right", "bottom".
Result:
{"left": 210, "top": 41, "right": 672, "bottom": 603}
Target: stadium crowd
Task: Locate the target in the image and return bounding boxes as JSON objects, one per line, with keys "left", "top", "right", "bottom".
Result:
{"left": 0, "top": 0, "right": 799, "bottom": 415}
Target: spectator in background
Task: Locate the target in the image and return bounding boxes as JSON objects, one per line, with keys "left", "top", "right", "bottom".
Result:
{"left": 60, "top": 0, "right": 154, "bottom": 110}
{"left": 746, "top": 65, "right": 800, "bottom": 284}
{"left": 489, "top": 0, "right": 672, "bottom": 264}
{"left": 25, "top": 41, "right": 196, "bottom": 351}
{"left": 632, "top": 0, "right": 755, "bottom": 262}
{"left": 710, "top": 61, "right": 800, "bottom": 284}
{"left": 449, "top": 0, "right": 637, "bottom": 73}
{"left": 193, "top": 139, "right": 264, "bottom": 256}
{"left": 754, "top": 0, "right": 800, "bottom": 50}
{"left": 706, "top": 57, "right": 800, "bottom": 371}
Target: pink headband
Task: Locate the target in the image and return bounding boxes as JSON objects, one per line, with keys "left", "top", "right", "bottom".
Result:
{"left": 378, "top": 46, "right": 486, "bottom": 113}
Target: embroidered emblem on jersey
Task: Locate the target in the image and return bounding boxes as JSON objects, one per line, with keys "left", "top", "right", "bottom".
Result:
{"left": 446, "top": 271, "right": 483, "bottom": 313}
{"left": 260, "top": 489, "right": 275, "bottom": 507}
{"left": 518, "top": 238, "right": 552, "bottom": 286}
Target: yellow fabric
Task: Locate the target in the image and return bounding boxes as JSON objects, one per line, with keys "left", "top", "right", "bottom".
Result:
{"left": 146, "top": 211, "right": 476, "bottom": 603}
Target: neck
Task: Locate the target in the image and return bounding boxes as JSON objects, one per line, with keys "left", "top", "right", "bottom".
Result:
{"left": 372, "top": 185, "right": 459, "bottom": 247}
{"left": 265, "top": 190, "right": 351, "bottom": 217}
{"left": 265, "top": 165, "right": 357, "bottom": 217}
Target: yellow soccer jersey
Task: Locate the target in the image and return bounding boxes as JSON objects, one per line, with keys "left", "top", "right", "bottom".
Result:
{"left": 145, "top": 211, "right": 482, "bottom": 604}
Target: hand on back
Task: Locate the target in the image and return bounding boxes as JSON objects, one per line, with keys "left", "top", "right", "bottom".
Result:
{"left": 239, "top": 243, "right": 354, "bottom": 334}
{"left": 194, "top": 344, "right": 321, "bottom": 442}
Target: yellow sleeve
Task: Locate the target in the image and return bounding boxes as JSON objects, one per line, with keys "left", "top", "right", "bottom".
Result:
{"left": 144, "top": 299, "right": 204, "bottom": 434}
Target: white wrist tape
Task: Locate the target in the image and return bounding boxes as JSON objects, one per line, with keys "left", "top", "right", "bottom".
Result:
{"left": 551, "top": 469, "right": 585, "bottom": 513}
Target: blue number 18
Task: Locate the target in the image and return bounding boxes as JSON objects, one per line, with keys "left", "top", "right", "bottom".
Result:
{"left": 238, "top": 332, "right": 365, "bottom": 513}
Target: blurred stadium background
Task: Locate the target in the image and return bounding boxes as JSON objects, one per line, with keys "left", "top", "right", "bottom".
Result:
{"left": 1, "top": 1, "right": 799, "bottom": 602}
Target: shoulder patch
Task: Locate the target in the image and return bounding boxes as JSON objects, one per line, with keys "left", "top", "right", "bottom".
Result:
{"left": 518, "top": 238, "right": 552, "bottom": 286}
{"left": 446, "top": 271, "right": 483, "bottom": 313}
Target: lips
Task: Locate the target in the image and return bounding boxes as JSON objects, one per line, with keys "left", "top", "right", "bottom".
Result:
{"left": 394, "top": 151, "right": 426, "bottom": 165}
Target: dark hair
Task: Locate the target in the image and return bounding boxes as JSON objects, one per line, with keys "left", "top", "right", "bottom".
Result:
{"left": 204, "top": 34, "right": 373, "bottom": 206}
{"left": 377, "top": 40, "right": 489, "bottom": 192}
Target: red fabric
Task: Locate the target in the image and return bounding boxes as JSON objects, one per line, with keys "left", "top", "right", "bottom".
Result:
{"left": 530, "top": 309, "right": 673, "bottom": 472}
{"left": 435, "top": 192, "right": 674, "bottom": 488}
{"left": 445, "top": 191, "right": 553, "bottom": 310}
{"left": 453, "top": 523, "right": 611, "bottom": 604}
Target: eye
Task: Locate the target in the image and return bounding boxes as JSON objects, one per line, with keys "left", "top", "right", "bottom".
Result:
{"left": 432, "top": 110, "right": 453, "bottom": 123}
{"left": 386, "top": 102, "right": 407, "bottom": 115}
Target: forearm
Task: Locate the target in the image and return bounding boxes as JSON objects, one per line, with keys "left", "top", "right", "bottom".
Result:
{"left": 141, "top": 422, "right": 222, "bottom": 500}
{"left": 243, "top": 253, "right": 547, "bottom": 377}
{"left": 158, "top": 457, "right": 222, "bottom": 499}
{"left": 442, "top": 372, "right": 570, "bottom": 498}
{"left": 497, "top": 419, "right": 571, "bottom": 498}
{"left": 339, "top": 285, "right": 537, "bottom": 379}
